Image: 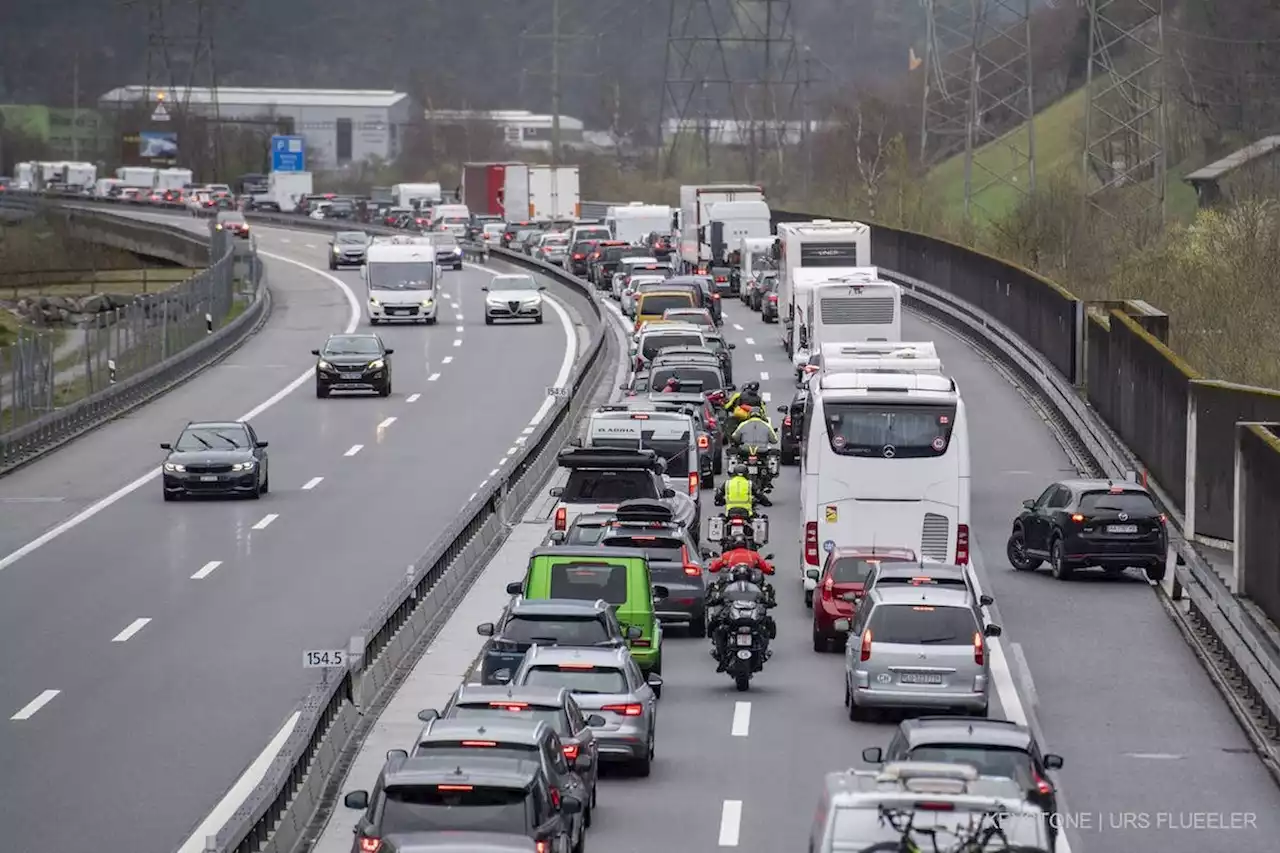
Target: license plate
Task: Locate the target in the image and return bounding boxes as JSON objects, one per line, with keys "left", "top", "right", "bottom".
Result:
{"left": 388, "top": 308, "right": 407, "bottom": 316}
{"left": 1107, "top": 524, "right": 1138, "bottom": 534}
{"left": 736, "top": 634, "right": 753, "bottom": 647}
{"left": 736, "top": 649, "right": 753, "bottom": 660}
{"left": 339, "top": 372, "right": 362, "bottom": 380}
{"left": 747, "top": 465, "right": 758, "bottom": 475}
{"left": 200, "top": 475, "right": 218, "bottom": 482}
{"left": 899, "top": 673, "right": 943, "bottom": 685}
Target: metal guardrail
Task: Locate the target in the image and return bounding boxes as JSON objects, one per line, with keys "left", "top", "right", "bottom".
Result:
{"left": 0, "top": 199, "right": 269, "bottom": 475}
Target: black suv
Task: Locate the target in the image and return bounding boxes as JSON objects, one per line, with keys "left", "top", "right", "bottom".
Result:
{"left": 342, "top": 753, "right": 581, "bottom": 853}
{"left": 409, "top": 718, "right": 589, "bottom": 844}
{"left": 775, "top": 388, "right": 807, "bottom": 465}
{"left": 863, "top": 716, "right": 1065, "bottom": 849}
{"left": 476, "top": 598, "right": 639, "bottom": 685}
{"left": 313, "top": 333, "right": 394, "bottom": 398}
{"left": 1007, "top": 479, "right": 1167, "bottom": 581}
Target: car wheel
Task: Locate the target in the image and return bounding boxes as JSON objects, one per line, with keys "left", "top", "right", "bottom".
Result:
{"left": 485, "top": 316, "right": 494, "bottom": 325}
{"left": 812, "top": 630, "right": 826, "bottom": 653}
{"left": 378, "top": 382, "right": 392, "bottom": 398}
{"left": 634, "top": 733, "right": 654, "bottom": 777}
{"left": 844, "top": 679, "right": 851, "bottom": 707}
{"left": 1050, "top": 538, "right": 1073, "bottom": 580}
{"left": 247, "top": 481, "right": 261, "bottom": 500}
{"left": 713, "top": 454, "right": 723, "bottom": 475}
{"left": 804, "top": 589, "right": 813, "bottom": 608}
{"left": 689, "top": 612, "right": 707, "bottom": 638}
{"left": 370, "top": 317, "right": 380, "bottom": 326}
{"left": 315, "top": 383, "right": 328, "bottom": 399}
{"left": 1145, "top": 563, "right": 1167, "bottom": 582}
{"left": 260, "top": 470, "right": 269, "bottom": 495}
{"left": 572, "top": 823, "right": 586, "bottom": 853}
{"left": 1007, "top": 529, "right": 1042, "bottom": 571}
{"left": 163, "top": 490, "right": 177, "bottom": 502}
{"left": 701, "top": 473, "right": 715, "bottom": 491}
{"left": 535, "top": 313, "right": 544, "bottom": 324}
{"left": 328, "top": 262, "right": 337, "bottom": 270}
{"left": 424, "top": 316, "right": 437, "bottom": 325}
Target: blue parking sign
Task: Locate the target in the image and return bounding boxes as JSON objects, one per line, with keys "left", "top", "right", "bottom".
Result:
{"left": 271, "top": 135, "right": 306, "bottom": 172}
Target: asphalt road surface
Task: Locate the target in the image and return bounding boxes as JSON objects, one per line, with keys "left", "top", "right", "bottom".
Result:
{"left": 0, "top": 217, "right": 589, "bottom": 853}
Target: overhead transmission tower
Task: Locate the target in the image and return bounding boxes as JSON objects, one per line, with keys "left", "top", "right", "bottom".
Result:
{"left": 1082, "top": 0, "right": 1166, "bottom": 228}
{"left": 521, "top": 0, "right": 609, "bottom": 166}
{"left": 659, "top": 0, "right": 802, "bottom": 181}
{"left": 920, "top": 0, "right": 1037, "bottom": 221}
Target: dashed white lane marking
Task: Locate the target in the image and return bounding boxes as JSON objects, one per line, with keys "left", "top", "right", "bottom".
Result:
{"left": 304, "top": 243, "right": 316, "bottom": 249}
{"left": 10, "top": 690, "right": 59, "bottom": 721}
{"left": 718, "top": 800, "right": 743, "bottom": 846}
{"left": 344, "top": 444, "right": 363, "bottom": 457}
{"left": 453, "top": 339, "right": 462, "bottom": 347}
{"left": 732, "top": 323, "right": 744, "bottom": 331}
{"left": 522, "top": 426, "right": 535, "bottom": 435}
{"left": 251, "top": 514, "right": 279, "bottom": 530}
{"left": 301, "top": 477, "right": 324, "bottom": 491}
{"left": 731, "top": 701, "right": 751, "bottom": 737}
{"left": 174, "top": 711, "right": 301, "bottom": 853}
{"left": 427, "top": 373, "right": 441, "bottom": 382}
{"left": 753, "top": 353, "right": 764, "bottom": 362}
{"left": 759, "top": 371, "right": 770, "bottom": 381}
{"left": 111, "top": 618, "right": 152, "bottom": 643}
{"left": 378, "top": 416, "right": 397, "bottom": 430}
{"left": 455, "top": 325, "right": 464, "bottom": 332}
{"left": 191, "top": 560, "right": 222, "bottom": 580}
{"left": 279, "top": 238, "right": 291, "bottom": 244}
{"left": 406, "top": 393, "right": 421, "bottom": 402}
{"left": 442, "top": 356, "right": 454, "bottom": 364}
{"left": 744, "top": 337, "right": 755, "bottom": 345}
{"left": 488, "top": 468, "right": 500, "bottom": 478}
{"left": 0, "top": 249, "right": 361, "bottom": 577}
{"left": 762, "top": 392, "right": 772, "bottom": 403}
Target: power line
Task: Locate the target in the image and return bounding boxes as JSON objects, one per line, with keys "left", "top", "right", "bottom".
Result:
{"left": 519, "top": 0, "right": 608, "bottom": 166}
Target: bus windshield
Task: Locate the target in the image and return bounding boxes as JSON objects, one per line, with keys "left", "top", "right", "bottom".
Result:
{"left": 823, "top": 402, "right": 956, "bottom": 458}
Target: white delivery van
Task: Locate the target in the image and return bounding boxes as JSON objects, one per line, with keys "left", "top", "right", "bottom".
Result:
{"left": 607, "top": 203, "right": 673, "bottom": 244}
{"left": 363, "top": 237, "right": 440, "bottom": 325}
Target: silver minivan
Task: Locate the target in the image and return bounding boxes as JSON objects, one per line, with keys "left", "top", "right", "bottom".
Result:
{"left": 840, "top": 586, "right": 1002, "bottom": 718}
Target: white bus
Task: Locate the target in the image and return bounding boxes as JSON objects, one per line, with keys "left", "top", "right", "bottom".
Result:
{"left": 777, "top": 219, "right": 871, "bottom": 355}
{"left": 799, "top": 370, "right": 971, "bottom": 588}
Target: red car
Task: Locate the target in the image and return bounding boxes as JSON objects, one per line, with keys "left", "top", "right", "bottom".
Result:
{"left": 809, "top": 546, "right": 917, "bottom": 652}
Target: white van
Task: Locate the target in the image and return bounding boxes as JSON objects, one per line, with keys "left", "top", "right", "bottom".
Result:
{"left": 363, "top": 237, "right": 440, "bottom": 325}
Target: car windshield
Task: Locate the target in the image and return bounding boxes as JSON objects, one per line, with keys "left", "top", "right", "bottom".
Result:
{"left": 642, "top": 333, "right": 704, "bottom": 360}
{"left": 489, "top": 276, "right": 537, "bottom": 294}
{"left": 175, "top": 426, "right": 250, "bottom": 451}
{"left": 905, "top": 744, "right": 1034, "bottom": 785}
{"left": 666, "top": 310, "right": 711, "bottom": 325}
{"left": 323, "top": 337, "right": 382, "bottom": 356}
{"left": 561, "top": 469, "right": 657, "bottom": 502}
{"left": 516, "top": 230, "right": 537, "bottom": 241}
{"left": 1079, "top": 490, "right": 1159, "bottom": 515}
{"left": 483, "top": 223, "right": 505, "bottom": 234}
{"left": 380, "top": 785, "right": 528, "bottom": 834}
{"left": 829, "top": 556, "right": 904, "bottom": 584}
{"left": 522, "top": 665, "right": 628, "bottom": 695}
{"left": 565, "top": 521, "right": 609, "bottom": 545}
{"left": 543, "top": 234, "right": 569, "bottom": 245}
{"left": 336, "top": 233, "right": 366, "bottom": 244}
{"left": 450, "top": 703, "right": 567, "bottom": 733}
{"left": 650, "top": 366, "right": 722, "bottom": 392}
{"left": 575, "top": 228, "right": 611, "bottom": 241}
{"left": 547, "top": 562, "right": 629, "bottom": 605}
{"left": 733, "top": 420, "right": 776, "bottom": 446}
{"left": 502, "top": 615, "right": 612, "bottom": 645}
{"left": 367, "top": 261, "right": 435, "bottom": 291}
{"left": 639, "top": 295, "right": 692, "bottom": 317}
{"left": 431, "top": 234, "right": 459, "bottom": 248}
{"left": 412, "top": 742, "right": 538, "bottom": 763}
{"left": 571, "top": 241, "right": 596, "bottom": 254}
{"left": 824, "top": 403, "right": 957, "bottom": 458}
{"left": 869, "top": 604, "right": 978, "bottom": 645}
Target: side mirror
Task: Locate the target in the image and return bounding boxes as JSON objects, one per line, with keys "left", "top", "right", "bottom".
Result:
{"left": 538, "top": 285, "right": 547, "bottom": 291}
{"left": 384, "top": 348, "right": 394, "bottom": 355}
{"left": 662, "top": 488, "right": 676, "bottom": 498}
{"left": 417, "top": 708, "right": 439, "bottom": 722}
{"left": 343, "top": 790, "right": 369, "bottom": 810}
{"left": 728, "top": 343, "right": 736, "bottom": 349}
{"left": 833, "top": 618, "right": 851, "bottom": 632}
{"left": 1022, "top": 498, "right": 1035, "bottom": 510}
{"left": 310, "top": 349, "right": 320, "bottom": 356}
{"left": 385, "top": 749, "right": 408, "bottom": 761}
{"left": 1043, "top": 754, "right": 1064, "bottom": 770}
{"left": 652, "top": 584, "right": 670, "bottom": 600}
{"left": 763, "top": 553, "right": 774, "bottom": 560}
{"left": 505, "top": 582, "right": 523, "bottom": 595}
{"left": 805, "top": 568, "right": 820, "bottom": 581}
{"left": 983, "top": 623, "right": 1003, "bottom": 638}
{"left": 480, "top": 286, "right": 489, "bottom": 292}
{"left": 862, "top": 747, "right": 884, "bottom": 764}
{"left": 548, "top": 530, "right": 566, "bottom": 544}
{"left": 626, "top": 625, "right": 643, "bottom": 640}
{"left": 559, "top": 795, "right": 583, "bottom": 815}
{"left": 477, "top": 622, "right": 496, "bottom": 636}
{"left": 776, "top": 405, "right": 788, "bottom": 413}
{"left": 549, "top": 486, "right": 564, "bottom": 498}
{"left": 646, "top": 672, "right": 664, "bottom": 689}
{"left": 979, "top": 594, "right": 994, "bottom": 606}
{"left": 256, "top": 441, "right": 269, "bottom": 448}
{"left": 585, "top": 713, "right": 606, "bottom": 727}
{"left": 159, "top": 442, "right": 172, "bottom": 450}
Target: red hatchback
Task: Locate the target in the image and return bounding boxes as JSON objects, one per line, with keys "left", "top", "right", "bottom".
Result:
{"left": 809, "top": 546, "right": 917, "bottom": 652}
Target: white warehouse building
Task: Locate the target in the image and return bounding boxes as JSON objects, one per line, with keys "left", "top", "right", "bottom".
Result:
{"left": 97, "top": 86, "right": 415, "bottom": 170}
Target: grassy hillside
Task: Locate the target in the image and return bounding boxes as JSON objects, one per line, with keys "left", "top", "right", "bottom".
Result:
{"left": 924, "top": 87, "right": 1199, "bottom": 225}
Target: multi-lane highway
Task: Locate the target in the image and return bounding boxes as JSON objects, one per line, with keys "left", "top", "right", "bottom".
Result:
{"left": 0, "top": 217, "right": 591, "bottom": 853}
{"left": 317, "top": 286, "right": 1280, "bottom": 853}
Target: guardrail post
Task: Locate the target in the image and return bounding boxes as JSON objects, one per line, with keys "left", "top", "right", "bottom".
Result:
{"left": 204, "top": 834, "right": 217, "bottom": 852}
{"left": 346, "top": 635, "right": 366, "bottom": 711}
{"left": 497, "top": 478, "right": 511, "bottom": 527}
{"left": 406, "top": 563, "right": 417, "bottom": 599}
{"left": 107, "top": 359, "right": 117, "bottom": 385}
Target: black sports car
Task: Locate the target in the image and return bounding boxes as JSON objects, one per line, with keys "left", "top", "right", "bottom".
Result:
{"left": 161, "top": 420, "right": 269, "bottom": 500}
{"left": 313, "top": 333, "right": 394, "bottom": 397}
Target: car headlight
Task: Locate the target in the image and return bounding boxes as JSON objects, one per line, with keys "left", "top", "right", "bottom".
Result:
{"left": 231, "top": 461, "right": 256, "bottom": 472}
{"left": 368, "top": 297, "right": 379, "bottom": 306}
{"left": 332, "top": 246, "right": 340, "bottom": 254}
{"left": 367, "top": 359, "right": 384, "bottom": 370}
{"left": 422, "top": 298, "right": 433, "bottom": 307}
{"left": 317, "top": 359, "right": 333, "bottom": 371}
{"left": 163, "top": 462, "right": 185, "bottom": 472}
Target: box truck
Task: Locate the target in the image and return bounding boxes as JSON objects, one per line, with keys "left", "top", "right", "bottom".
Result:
{"left": 528, "top": 165, "right": 581, "bottom": 221}
{"left": 678, "top": 183, "right": 766, "bottom": 272}
{"left": 775, "top": 219, "right": 871, "bottom": 356}
{"left": 461, "top": 162, "right": 524, "bottom": 217}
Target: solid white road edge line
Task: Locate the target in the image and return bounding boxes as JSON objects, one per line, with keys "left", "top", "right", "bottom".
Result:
{"left": 344, "top": 445, "right": 363, "bottom": 457}
{"left": 718, "top": 800, "right": 743, "bottom": 846}
{"left": 0, "top": 249, "right": 360, "bottom": 575}
{"left": 10, "top": 689, "right": 60, "bottom": 720}
{"left": 301, "top": 477, "right": 324, "bottom": 491}
{"left": 730, "top": 701, "right": 751, "bottom": 737}
{"left": 251, "top": 514, "right": 279, "bottom": 530}
{"left": 191, "top": 560, "right": 222, "bottom": 580}
{"left": 173, "top": 711, "right": 303, "bottom": 853}
{"left": 111, "top": 617, "right": 152, "bottom": 643}
{"left": 527, "top": 295, "right": 575, "bottom": 426}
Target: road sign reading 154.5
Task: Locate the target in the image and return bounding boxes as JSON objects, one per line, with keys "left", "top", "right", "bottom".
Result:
{"left": 304, "top": 649, "right": 346, "bottom": 668}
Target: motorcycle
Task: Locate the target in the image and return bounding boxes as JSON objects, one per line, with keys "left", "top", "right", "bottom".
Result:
{"left": 707, "top": 565, "right": 777, "bottom": 691}
{"left": 707, "top": 507, "right": 769, "bottom": 549}
{"left": 727, "top": 418, "right": 782, "bottom": 492}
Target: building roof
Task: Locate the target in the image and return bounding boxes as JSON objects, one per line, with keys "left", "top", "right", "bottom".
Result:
{"left": 424, "top": 108, "right": 585, "bottom": 131}
{"left": 1184, "top": 136, "right": 1280, "bottom": 184}
{"left": 97, "top": 86, "right": 409, "bottom": 109}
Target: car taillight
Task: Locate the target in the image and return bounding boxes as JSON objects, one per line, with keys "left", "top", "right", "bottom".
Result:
{"left": 956, "top": 523, "right": 969, "bottom": 565}
{"left": 860, "top": 629, "right": 872, "bottom": 661}
{"left": 973, "top": 631, "right": 984, "bottom": 665}
{"left": 804, "top": 521, "right": 819, "bottom": 565}
{"left": 1158, "top": 514, "right": 1166, "bottom": 525}
{"left": 783, "top": 415, "right": 792, "bottom": 427}
{"left": 682, "top": 545, "right": 701, "bottom": 576}
{"left": 630, "top": 638, "right": 650, "bottom": 647}
{"left": 712, "top": 292, "right": 720, "bottom": 300}
{"left": 602, "top": 703, "right": 643, "bottom": 716}
{"left": 536, "top": 841, "right": 548, "bottom": 853}
{"left": 768, "top": 294, "right": 778, "bottom": 301}
{"left": 1070, "top": 513, "right": 1086, "bottom": 523}
{"left": 688, "top": 472, "right": 699, "bottom": 495}
{"left": 715, "top": 276, "right": 727, "bottom": 282}
{"left": 697, "top": 434, "right": 710, "bottom": 449}
{"left": 358, "top": 838, "right": 382, "bottom": 853}
{"left": 554, "top": 507, "right": 566, "bottom": 530}
{"left": 821, "top": 574, "right": 833, "bottom": 601}
{"left": 563, "top": 743, "right": 579, "bottom": 760}
{"left": 1034, "top": 772, "right": 1054, "bottom": 795}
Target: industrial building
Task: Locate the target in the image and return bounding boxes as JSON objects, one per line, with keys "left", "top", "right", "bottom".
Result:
{"left": 422, "top": 109, "right": 594, "bottom": 151}
{"left": 96, "top": 86, "right": 414, "bottom": 170}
